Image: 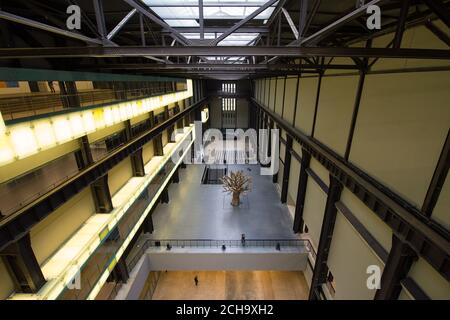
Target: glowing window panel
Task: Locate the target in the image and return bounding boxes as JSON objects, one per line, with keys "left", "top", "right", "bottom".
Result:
{"left": 103, "top": 107, "right": 114, "bottom": 126}
{"left": 52, "top": 117, "right": 73, "bottom": 143}
{"left": 0, "top": 80, "right": 193, "bottom": 167}
{"left": 69, "top": 114, "right": 85, "bottom": 137}
{"left": 82, "top": 111, "right": 96, "bottom": 133}
{"left": 10, "top": 125, "right": 38, "bottom": 158}
{"left": 34, "top": 121, "right": 56, "bottom": 149}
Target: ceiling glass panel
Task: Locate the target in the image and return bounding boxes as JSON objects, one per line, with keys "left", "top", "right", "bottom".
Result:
{"left": 144, "top": 0, "right": 278, "bottom": 48}
{"left": 152, "top": 6, "right": 274, "bottom": 19}
{"left": 165, "top": 19, "right": 199, "bottom": 27}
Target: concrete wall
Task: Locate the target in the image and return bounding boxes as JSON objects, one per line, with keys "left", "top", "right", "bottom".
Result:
{"left": 145, "top": 249, "right": 308, "bottom": 271}
{"left": 253, "top": 22, "right": 450, "bottom": 299}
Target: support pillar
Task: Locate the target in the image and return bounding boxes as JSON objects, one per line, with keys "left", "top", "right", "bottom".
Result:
{"left": 75, "top": 136, "right": 94, "bottom": 169}
{"left": 309, "top": 175, "right": 343, "bottom": 300}
{"left": 172, "top": 168, "right": 180, "bottom": 183}
{"left": 153, "top": 134, "right": 164, "bottom": 156}
{"left": 160, "top": 188, "right": 169, "bottom": 204}
{"left": 149, "top": 111, "right": 155, "bottom": 128}
{"left": 124, "top": 119, "right": 132, "bottom": 141}
{"left": 109, "top": 256, "right": 129, "bottom": 284}
{"left": 142, "top": 214, "right": 154, "bottom": 234}
{"left": 374, "top": 235, "right": 417, "bottom": 300}
{"left": 164, "top": 105, "right": 169, "bottom": 121}
{"left": 272, "top": 125, "right": 278, "bottom": 184}
{"left": 293, "top": 149, "right": 311, "bottom": 233}
{"left": 280, "top": 135, "right": 293, "bottom": 203}
{"left": 131, "top": 148, "right": 145, "bottom": 177}
{"left": 91, "top": 174, "right": 113, "bottom": 213}
{"left": 1, "top": 234, "right": 46, "bottom": 293}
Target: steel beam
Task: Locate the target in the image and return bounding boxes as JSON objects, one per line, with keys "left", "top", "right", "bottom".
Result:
{"left": 251, "top": 98, "right": 450, "bottom": 282}
{"left": 282, "top": 134, "right": 293, "bottom": 203}
{"left": 288, "top": 0, "right": 384, "bottom": 47}
{"left": 1, "top": 234, "right": 46, "bottom": 293}
{"left": 423, "top": 0, "right": 450, "bottom": 28}
{"left": 91, "top": 174, "right": 113, "bottom": 213}
{"left": 162, "top": 27, "right": 269, "bottom": 34}
{"left": 309, "top": 175, "right": 343, "bottom": 300}
{"left": 393, "top": 0, "right": 410, "bottom": 49}
{"left": 139, "top": 13, "right": 146, "bottom": 46}
{"left": 199, "top": 0, "right": 204, "bottom": 40}
{"left": 293, "top": 149, "right": 311, "bottom": 233}
{"left": 0, "top": 10, "right": 103, "bottom": 45}
{"left": 88, "top": 63, "right": 359, "bottom": 71}
{"left": 375, "top": 234, "right": 417, "bottom": 300}
{"left": 421, "top": 130, "right": 450, "bottom": 217}
{"left": 122, "top": 0, "right": 192, "bottom": 45}
{"left": 425, "top": 19, "right": 450, "bottom": 47}
{"left": 107, "top": 9, "right": 137, "bottom": 40}
{"left": 210, "top": 0, "right": 278, "bottom": 45}
{"left": 298, "top": 0, "right": 309, "bottom": 41}
{"left": 93, "top": 0, "right": 107, "bottom": 41}
{"left": 282, "top": 8, "right": 299, "bottom": 40}
{"left": 2, "top": 46, "right": 449, "bottom": 59}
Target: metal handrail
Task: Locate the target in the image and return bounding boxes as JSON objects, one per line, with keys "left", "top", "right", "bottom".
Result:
{"left": 0, "top": 87, "right": 178, "bottom": 121}
{"left": 126, "top": 237, "right": 316, "bottom": 272}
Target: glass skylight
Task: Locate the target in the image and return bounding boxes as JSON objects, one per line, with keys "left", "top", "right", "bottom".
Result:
{"left": 151, "top": 6, "right": 274, "bottom": 20}
{"left": 143, "top": 0, "right": 278, "bottom": 62}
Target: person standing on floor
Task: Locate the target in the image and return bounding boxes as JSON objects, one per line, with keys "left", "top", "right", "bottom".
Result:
{"left": 194, "top": 275, "right": 199, "bottom": 286}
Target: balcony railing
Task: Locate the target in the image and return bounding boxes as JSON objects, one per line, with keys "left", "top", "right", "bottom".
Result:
{"left": 126, "top": 237, "right": 315, "bottom": 274}
{"left": 0, "top": 87, "right": 178, "bottom": 121}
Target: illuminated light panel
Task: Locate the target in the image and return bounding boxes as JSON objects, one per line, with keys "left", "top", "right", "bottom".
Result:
{"left": 10, "top": 124, "right": 38, "bottom": 158}
{"left": 0, "top": 80, "right": 193, "bottom": 167}
{"left": 52, "top": 117, "right": 72, "bottom": 143}
{"left": 34, "top": 121, "right": 56, "bottom": 149}
{"left": 69, "top": 114, "right": 85, "bottom": 137}
{"left": 8, "top": 125, "right": 194, "bottom": 300}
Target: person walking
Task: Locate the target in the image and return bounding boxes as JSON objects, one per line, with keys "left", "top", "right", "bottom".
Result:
{"left": 241, "top": 233, "right": 246, "bottom": 247}
{"left": 194, "top": 275, "right": 199, "bottom": 286}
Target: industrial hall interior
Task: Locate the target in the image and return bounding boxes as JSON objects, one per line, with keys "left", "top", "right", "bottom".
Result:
{"left": 0, "top": 0, "right": 448, "bottom": 301}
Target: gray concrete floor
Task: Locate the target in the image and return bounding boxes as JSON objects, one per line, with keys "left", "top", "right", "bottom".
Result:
{"left": 150, "top": 164, "right": 296, "bottom": 240}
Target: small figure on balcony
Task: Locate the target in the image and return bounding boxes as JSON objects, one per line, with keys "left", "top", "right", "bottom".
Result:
{"left": 220, "top": 170, "right": 252, "bottom": 207}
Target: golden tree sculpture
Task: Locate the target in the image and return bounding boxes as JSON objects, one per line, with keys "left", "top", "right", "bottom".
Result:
{"left": 220, "top": 170, "right": 252, "bottom": 207}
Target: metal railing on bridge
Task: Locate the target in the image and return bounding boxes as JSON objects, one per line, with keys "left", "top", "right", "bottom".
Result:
{"left": 126, "top": 238, "right": 316, "bottom": 273}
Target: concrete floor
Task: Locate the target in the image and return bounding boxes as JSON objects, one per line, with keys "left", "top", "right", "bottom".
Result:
{"left": 151, "top": 271, "right": 309, "bottom": 300}
{"left": 150, "top": 164, "right": 296, "bottom": 240}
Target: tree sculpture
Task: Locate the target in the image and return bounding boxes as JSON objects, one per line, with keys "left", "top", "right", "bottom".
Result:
{"left": 220, "top": 170, "right": 252, "bottom": 207}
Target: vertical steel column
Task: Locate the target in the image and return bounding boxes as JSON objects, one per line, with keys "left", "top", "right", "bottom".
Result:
{"left": 172, "top": 167, "right": 180, "bottom": 183}
{"left": 293, "top": 149, "right": 311, "bottom": 233}
{"left": 75, "top": 136, "right": 94, "bottom": 169}
{"left": 131, "top": 148, "right": 145, "bottom": 177}
{"left": 142, "top": 212, "right": 154, "bottom": 234}
{"left": 0, "top": 234, "right": 46, "bottom": 293}
{"left": 153, "top": 134, "right": 164, "bottom": 156}
{"left": 91, "top": 174, "right": 113, "bottom": 213}
{"left": 422, "top": 130, "right": 449, "bottom": 217}
{"left": 280, "top": 135, "right": 293, "bottom": 203}
{"left": 375, "top": 234, "right": 417, "bottom": 300}
{"left": 109, "top": 256, "right": 130, "bottom": 283}
{"left": 309, "top": 175, "right": 343, "bottom": 300}
{"left": 160, "top": 188, "right": 169, "bottom": 204}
